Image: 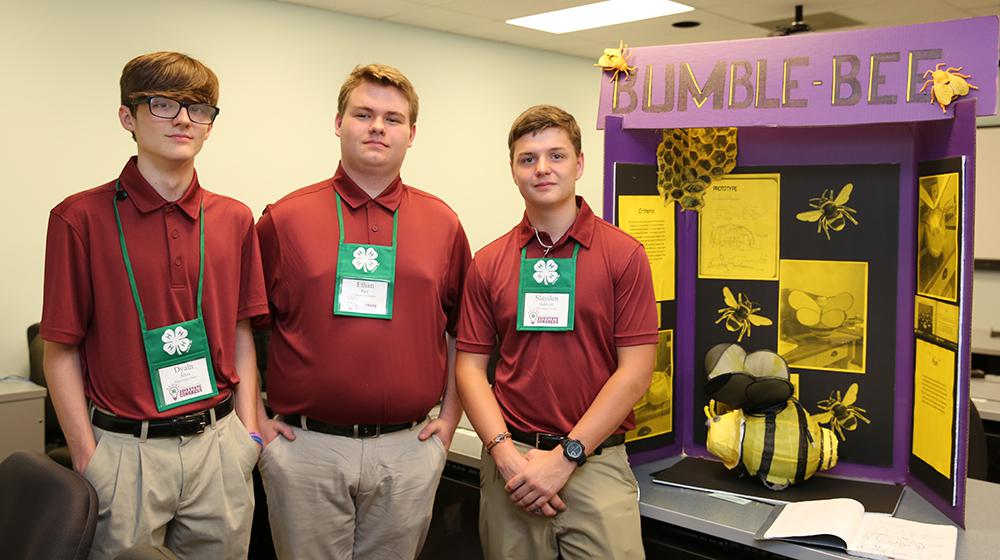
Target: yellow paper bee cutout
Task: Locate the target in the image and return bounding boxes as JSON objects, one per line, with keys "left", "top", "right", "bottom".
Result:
{"left": 595, "top": 40, "right": 636, "bottom": 83}
{"left": 795, "top": 183, "right": 858, "bottom": 240}
{"left": 814, "top": 382, "right": 871, "bottom": 441}
{"left": 920, "top": 63, "right": 978, "bottom": 113}
{"left": 716, "top": 286, "right": 772, "bottom": 342}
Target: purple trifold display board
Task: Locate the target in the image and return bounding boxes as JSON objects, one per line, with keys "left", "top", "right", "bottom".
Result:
{"left": 601, "top": 17, "right": 999, "bottom": 528}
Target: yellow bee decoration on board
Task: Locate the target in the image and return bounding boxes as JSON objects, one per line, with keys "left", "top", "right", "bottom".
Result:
{"left": 704, "top": 344, "right": 839, "bottom": 490}
{"left": 814, "top": 383, "right": 871, "bottom": 441}
{"left": 716, "top": 286, "right": 772, "bottom": 342}
{"left": 595, "top": 40, "right": 636, "bottom": 83}
{"left": 787, "top": 290, "right": 854, "bottom": 334}
{"left": 920, "top": 63, "right": 978, "bottom": 113}
{"left": 796, "top": 183, "right": 859, "bottom": 240}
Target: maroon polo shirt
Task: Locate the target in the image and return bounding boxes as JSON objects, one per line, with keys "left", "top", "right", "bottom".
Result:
{"left": 456, "top": 197, "right": 658, "bottom": 435}
{"left": 41, "top": 157, "right": 268, "bottom": 420}
{"left": 256, "top": 164, "right": 472, "bottom": 425}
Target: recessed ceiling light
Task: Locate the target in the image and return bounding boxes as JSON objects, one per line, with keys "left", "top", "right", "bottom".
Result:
{"left": 506, "top": 0, "right": 694, "bottom": 34}
{"left": 672, "top": 21, "right": 700, "bottom": 28}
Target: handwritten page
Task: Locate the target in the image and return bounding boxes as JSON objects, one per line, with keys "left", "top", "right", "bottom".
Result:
{"left": 852, "top": 514, "right": 957, "bottom": 560}
{"left": 698, "top": 173, "right": 780, "bottom": 280}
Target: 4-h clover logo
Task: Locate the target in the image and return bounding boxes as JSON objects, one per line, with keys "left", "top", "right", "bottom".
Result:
{"left": 352, "top": 247, "right": 379, "bottom": 273}
{"left": 533, "top": 259, "right": 559, "bottom": 285}
{"left": 162, "top": 327, "right": 192, "bottom": 355}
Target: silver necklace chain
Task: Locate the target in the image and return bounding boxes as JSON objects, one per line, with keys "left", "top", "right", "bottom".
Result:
{"left": 533, "top": 228, "right": 554, "bottom": 257}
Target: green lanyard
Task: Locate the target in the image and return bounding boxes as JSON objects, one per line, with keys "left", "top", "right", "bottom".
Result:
{"left": 113, "top": 181, "right": 218, "bottom": 412}
{"left": 516, "top": 243, "right": 580, "bottom": 331}
{"left": 332, "top": 192, "right": 398, "bottom": 319}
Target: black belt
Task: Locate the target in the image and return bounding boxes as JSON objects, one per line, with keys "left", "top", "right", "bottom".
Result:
{"left": 283, "top": 414, "right": 425, "bottom": 438}
{"left": 92, "top": 395, "right": 233, "bottom": 438}
{"left": 509, "top": 428, "right": 625, "bottom": 455}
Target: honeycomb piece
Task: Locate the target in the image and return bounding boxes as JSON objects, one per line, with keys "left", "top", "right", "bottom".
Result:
{"left": 655, "top": 127, "right": 738, "bottom": 212}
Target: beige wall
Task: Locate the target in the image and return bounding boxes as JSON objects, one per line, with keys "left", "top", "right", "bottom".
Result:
{"left": 0, "top": 0, "right": 604, "bottom": 376}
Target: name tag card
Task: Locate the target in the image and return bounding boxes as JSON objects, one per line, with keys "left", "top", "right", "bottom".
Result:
{"left": 338, "top": 278, "right": 389, "bottom": 315}
{"left": 523, "top": 293, "right": 571, "bottom": 328}
{"left": 158, "top": 357, "right": 214, "bottom": 407}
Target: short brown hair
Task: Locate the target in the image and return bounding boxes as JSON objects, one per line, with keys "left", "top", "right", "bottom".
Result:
{"left": 120, "top": 52, "right": 219, "bottom": 111}
{"left": 338, "top": 64, "right": 419, "bottom": 124}
{"left": 508, "top": 105, "right": 582, "bottom": 160}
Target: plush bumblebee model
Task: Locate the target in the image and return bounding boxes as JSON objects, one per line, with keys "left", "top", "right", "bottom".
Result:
{"left": 704, "top": 343, "right": 838, "bottom": 490}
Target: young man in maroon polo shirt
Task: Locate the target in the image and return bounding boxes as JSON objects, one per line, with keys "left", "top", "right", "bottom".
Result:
{"left": 41, "top": 52, "right": 266, "bottom": 559}
{"left": 254, "top": 63, "right": 472, "bottom": 559}
{"left": 456, "top": 105, "right": 658, "bottom": 559}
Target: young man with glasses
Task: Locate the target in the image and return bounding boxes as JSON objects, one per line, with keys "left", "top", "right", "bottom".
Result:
{"left": 254, "top": 63, "right": 471, "bottom": 559}
{"left": 41, "top": 51, "right": 267, "bottom": 559}
{"left": 455, "top": 105, "right": 657, "bottom": 559}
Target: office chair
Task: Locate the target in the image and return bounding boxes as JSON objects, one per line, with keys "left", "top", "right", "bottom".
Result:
{"left": 969, "top": 400, "right": 989, "bottom": 480}
{"left": 0, "top": 451, "right": 97, "bottom": 560}
{"left": 27, "top": 323, "right": 72, "bottom": 467}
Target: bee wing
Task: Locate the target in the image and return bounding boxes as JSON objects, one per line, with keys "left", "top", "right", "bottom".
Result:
{"left": 722, "top": 286, "right": 737, "bottom": 308}
{"left": 834, "top": 183, "right": 854, "bottom": 206}
{"left": 843, "top": 383, "right": 859, "bottom": 406}
{"left": 748, "top": 314, "right": 772, "bottom": 326}
{"left": 819, "top": 309, "right": 847, "bottom": 329}
{"left": 827, "top": 292, "right": 854, "bottom": 311}
{"left": 948, "top": 75, "right": 970, "bottom": 95}
{"left": 796, "top": 209, "right": 823, "bottom": 223}
{"left": 788, "top": 290, "right": 818, "bottom": 312}
{"left": 814, "top": 411, "right": 833, "bottom": 424}
{"left": 933, "top": 83, "right": 954, "bottom": 105}
{"left": 918, "top": 183, "right": 937, "bottom": 209}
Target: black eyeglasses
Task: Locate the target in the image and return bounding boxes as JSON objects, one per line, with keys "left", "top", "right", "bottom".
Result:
{"left": 139, "top": 96, "right": 220, "bottom": 124}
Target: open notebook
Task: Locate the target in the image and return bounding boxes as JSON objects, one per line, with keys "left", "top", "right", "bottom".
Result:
{"left": 755, "top": 498, "right": 957, "bottom": 560}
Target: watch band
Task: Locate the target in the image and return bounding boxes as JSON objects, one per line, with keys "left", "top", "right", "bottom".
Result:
{"left": 485, "top": 431, "right": 512, "bottom": 454}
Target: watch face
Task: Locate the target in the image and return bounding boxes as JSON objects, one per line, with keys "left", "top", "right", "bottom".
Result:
{"left": 564, "top": 440, "right": 584, "bottom": 459}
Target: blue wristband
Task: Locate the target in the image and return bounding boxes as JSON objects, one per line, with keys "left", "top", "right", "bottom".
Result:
{"left": 249, "top": 432, "right": 264, "bottom": 448}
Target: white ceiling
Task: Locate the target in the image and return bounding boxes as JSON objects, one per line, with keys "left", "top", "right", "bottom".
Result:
{"left": 277, "top": 0, "right": 1000, "bottom": 59}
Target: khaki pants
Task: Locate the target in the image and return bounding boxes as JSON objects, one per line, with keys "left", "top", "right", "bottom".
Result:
{"left": 479, "top": 442, "right": 644, "bottom": 560}
{"left": 259, "top": 419, "right": 448, "bottom": 560}
{"left": 83, "top": 412, "right": 258, "bottom": 560}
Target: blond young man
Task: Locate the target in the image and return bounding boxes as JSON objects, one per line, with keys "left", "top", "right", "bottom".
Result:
{"left": 255, "top": 64, "right": 471, "bottom": 559}
{"left": 456, "top": 105, "right": 657, "bottom": 559}
{"left": 41, "top": 52, "right": 266, "bottom": 559}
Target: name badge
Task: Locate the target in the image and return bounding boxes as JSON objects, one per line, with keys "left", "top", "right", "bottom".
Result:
{"left": 338, "top": 278, "right": 389, "bottom": 315}
{"left": 157, "top": 357, "right": 214, "bottom": 407}
{"left": 522, "top": 293, "right": 570, "bottom": 327}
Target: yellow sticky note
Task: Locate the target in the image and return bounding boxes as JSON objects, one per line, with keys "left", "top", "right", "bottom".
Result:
{"left": 618, "top": 195, "right": 675, "bottom": 301}
{"left": 698, "top": 174, "right": 781, "bottom": 280}
{"left": 912, "top": 339, "right": 956, "bottom": 478}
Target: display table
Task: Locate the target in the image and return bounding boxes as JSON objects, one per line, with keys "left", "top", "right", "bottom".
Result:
{"left": 0, "top": 378, "right": 46, "bottom": 461}
{"left": 635, "top": 457, "right": 1000, "bottom": 559}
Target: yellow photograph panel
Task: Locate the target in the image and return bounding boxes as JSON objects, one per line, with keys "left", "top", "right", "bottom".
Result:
{"left": 914, "top": 295, "right": 959, "bottom": 345}
{"left": 698, "top": 174, "right": 781, "bottom": 281}
{"left": 618, "top": 195, "right": 675, "bottom": 301}
{"left": 912, "top": 339, "right": 956, "bottom": 478}
{"left": 777, "top": 260, "right": 868, "bottom": 373}
{"left": 627, "top": 330, "right": 673, "bottom": 442}
{"left": 917, "top": 173, "right": 959, "bottom": 302}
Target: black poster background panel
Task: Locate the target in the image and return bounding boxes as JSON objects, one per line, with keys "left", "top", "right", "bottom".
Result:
{"left": 614, "top": 163, "right": 677, "bottom": 452}
{"left": 693, "top": 164, "right": 900, "bottom": 468}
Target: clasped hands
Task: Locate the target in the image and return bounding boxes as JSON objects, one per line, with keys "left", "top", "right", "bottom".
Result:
{"left": 494, "top": 445, "right": 576, "bottom": 517}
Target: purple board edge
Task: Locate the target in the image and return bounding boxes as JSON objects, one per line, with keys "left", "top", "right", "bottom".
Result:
{"left": 901, "top": 99, "right": 976, "bottom": 528}
{"left": 602, "top": 116, "right": 683, "bottom": 465}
